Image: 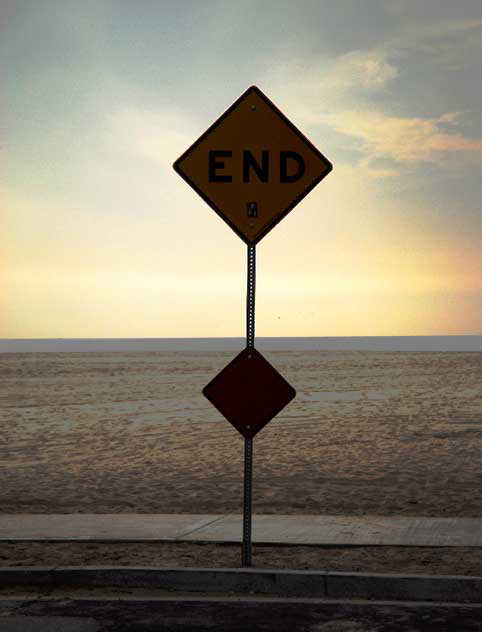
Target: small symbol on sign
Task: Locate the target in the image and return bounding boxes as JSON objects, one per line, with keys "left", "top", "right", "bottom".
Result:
{"left": 247, "top": 202, "right": 258, "bottom": 217}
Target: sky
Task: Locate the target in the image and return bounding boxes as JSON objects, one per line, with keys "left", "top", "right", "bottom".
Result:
{"left": 2, "top": 0, "right": 482, "bottom": 338}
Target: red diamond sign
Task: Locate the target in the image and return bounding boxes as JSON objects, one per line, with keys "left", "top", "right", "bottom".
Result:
{"left": 173, "top": 85, "right": 332, "bottom": 244}
{"left": 203, "top": 347, "right": 296, "bottom": 439}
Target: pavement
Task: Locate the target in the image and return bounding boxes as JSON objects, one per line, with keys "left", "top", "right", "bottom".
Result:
{"left": 1, "top": 514, "right": 482, "bottom": 546}
{"left": 3, "top": 598, "right": 482, "bottom": 632}
{"left": 3, "top": 515, "right": 482, "bottom": 629}
{"left": 2, "top": 567, "right": 482, "bottom": 631}
{"left": 2, "top": 571, "right": 482, "bottom": 632}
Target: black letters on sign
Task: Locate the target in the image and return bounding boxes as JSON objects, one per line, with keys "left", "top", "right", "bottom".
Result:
{"left": 208, "top": 150, "right": 232, "bottom": 182}
{"left": 280, "top": 151, "right": 305, "bottom": 183}
{"left": 243, "top": 150, "right": 269, "bottom": 183}
{"left": 208, "top": 150, "right": 306, "bottom": 183}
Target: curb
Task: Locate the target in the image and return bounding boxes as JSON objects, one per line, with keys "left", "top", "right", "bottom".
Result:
{"left": 1, "top": 567, "right": 482, "bottom": 603}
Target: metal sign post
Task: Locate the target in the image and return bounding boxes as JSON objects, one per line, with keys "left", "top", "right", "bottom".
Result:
{"left": 242, "top": 437, "right": 253, "bottom": 566}
{"left": 174, "top": 85, "right": 332, "bottom": 568}
{"left": 243, "top": 245, "right": 256, "bottom": 566}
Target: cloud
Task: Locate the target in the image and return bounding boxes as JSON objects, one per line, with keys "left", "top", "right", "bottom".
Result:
{"left": 266, "top": 11, "right": 482, "bottom": 174}
{"left": 406, "top": 18, "right": 482, "bottom": 41}
{"left": 108, "top": 107, "right": 195, "bottom": 167}
{"left": 319, "top": 109, "right": 482, "bottom": 165}
{"left": 438, "top": 112, "right": 463, "bottom": 124}
{"left": 271, "top": 44, "right": 481, "bottom": 173}
{"left": 325, "top": 49, "right": 398, "bottom": 93}
{"left": 380, "top": 16, "right": 482, "bottom": 67}
{"left": 274, "top": 49, "right": 398, "bottom": 115}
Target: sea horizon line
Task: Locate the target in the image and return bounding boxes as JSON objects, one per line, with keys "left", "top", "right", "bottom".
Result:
{"left": 1, "top": 335, "right": 482, "bottom": 353}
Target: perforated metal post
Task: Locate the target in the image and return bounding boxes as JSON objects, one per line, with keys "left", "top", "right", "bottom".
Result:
{"left": 242, "top": 244, "right": 256, "bottom": 567}
{"left": 242, "top": 436, "right": 253, "bottom": 566}
{"left": 247, "top": 245, "right": 256, "bottom": 348}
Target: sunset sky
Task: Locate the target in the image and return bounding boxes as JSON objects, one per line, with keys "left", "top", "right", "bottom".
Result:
{"left": 2, "top": 0, "right": 482, "bottom": 338}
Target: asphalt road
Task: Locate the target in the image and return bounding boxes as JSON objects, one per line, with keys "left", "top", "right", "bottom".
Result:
{"left": 2, "top": 596, "right": 482, "bottom": 631}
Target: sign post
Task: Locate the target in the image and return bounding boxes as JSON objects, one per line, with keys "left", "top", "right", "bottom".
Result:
{"left": 243, "top": 244, "right": 255, "bottom": 565}
{"left": 173, "top": 85, "right": 332, "bottom": 566}
{"left": 243, "top": 433, "right": 253, "bottom": 566}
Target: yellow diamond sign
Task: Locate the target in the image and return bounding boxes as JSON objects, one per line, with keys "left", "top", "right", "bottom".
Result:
{"left": 173, "top": 85, "right": 332, "bottom": 244}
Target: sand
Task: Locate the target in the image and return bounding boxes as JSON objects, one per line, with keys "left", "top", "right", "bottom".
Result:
{"left": 2, "top": 349, "right": 482, "bottom": 575}
{"left": 1, "top": 350, "right": 482, "bottom": 517}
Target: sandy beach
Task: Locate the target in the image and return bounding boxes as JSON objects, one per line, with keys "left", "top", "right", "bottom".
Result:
{"left": 2, "top": 350, "right": 482, "bottom": 517}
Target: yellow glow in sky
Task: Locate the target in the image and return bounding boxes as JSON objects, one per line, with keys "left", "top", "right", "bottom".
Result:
{"left": 3, "top": 2, "right": 482, "bottom": 338}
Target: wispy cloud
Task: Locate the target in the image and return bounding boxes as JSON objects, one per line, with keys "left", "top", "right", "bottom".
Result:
{"left": 274, "top": 48, "right": 397, "bottom": 117}
{"left": 399, "top": 17, "right": 482, "bottom": 41}
{"left": 108, "top": 107, "right": 195, "bottom": 167}
{"left": 320, "top": 49, "right": 398, "bottom": 94}
{"left": 319, "top": 109, "right": 482, "bottom": 165}
{"left": 271, "top": 30, "right": 482, "bottom": 173}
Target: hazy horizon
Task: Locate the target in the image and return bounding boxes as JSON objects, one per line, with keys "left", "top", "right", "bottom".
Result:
{"left": 2, "top": 334, "right": 482, "bottom": 353}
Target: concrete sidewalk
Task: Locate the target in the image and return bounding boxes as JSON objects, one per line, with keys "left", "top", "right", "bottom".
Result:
{"left": 2, "top": 514, "right": 482, "bottom": 546}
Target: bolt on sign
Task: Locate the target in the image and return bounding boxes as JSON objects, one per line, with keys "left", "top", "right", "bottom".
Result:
{"left": 173, "top": 85, "right": 332, "bottom": 245}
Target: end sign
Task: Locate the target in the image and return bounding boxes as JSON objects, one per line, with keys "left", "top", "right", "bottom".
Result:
{"left": 173, "top": 85, "right": 332, "bottom": 245}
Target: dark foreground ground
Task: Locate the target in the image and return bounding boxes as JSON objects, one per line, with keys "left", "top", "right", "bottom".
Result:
{"left": 2, "top": 544, "right": 482, "bottom": 630}
{"left": 3, "top": 596, "right": 482, "bottom": 632}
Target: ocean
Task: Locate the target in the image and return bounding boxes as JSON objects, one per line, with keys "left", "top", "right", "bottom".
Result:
{"left": 1, "top": 335, "right": 482, "bottom": 352}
